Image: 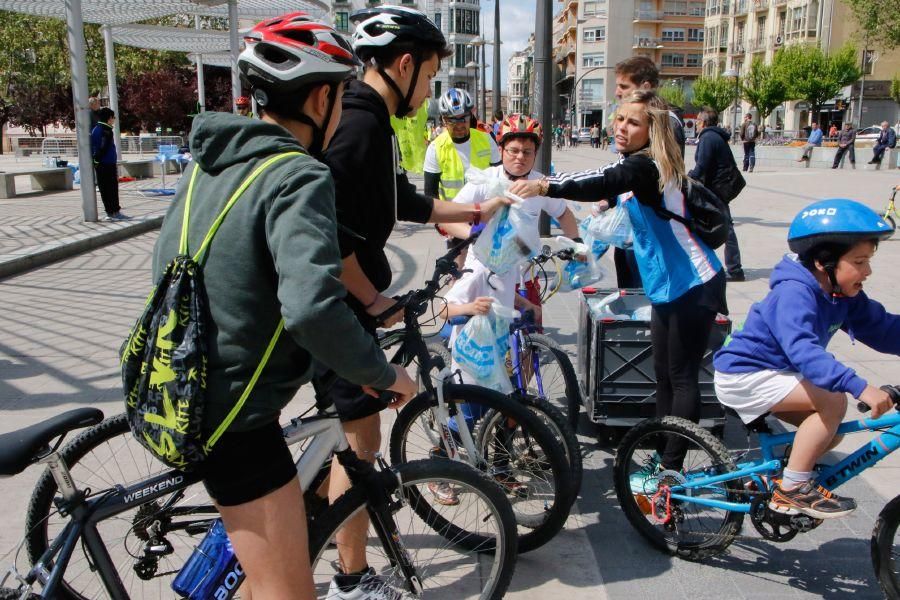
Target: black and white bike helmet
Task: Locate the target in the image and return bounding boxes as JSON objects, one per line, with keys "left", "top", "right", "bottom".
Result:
{"left": 350, "top": 6, "right": 448, "bottom": 118}
{"left": 238, "top": 12, "right": 360, "bottom": 155}
{"left": 438, "top": 89, "right": 474, "bottom": 118}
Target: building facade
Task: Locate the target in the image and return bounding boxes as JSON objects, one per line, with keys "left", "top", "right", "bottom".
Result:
{"left": 328, "top": 0, "right": 482, "bottom": 120}
{"left": 507, "top": 49, "right": 531, "bottom": 115}
{"left": 703, "top": 0, "right": 900, "bottom": 133}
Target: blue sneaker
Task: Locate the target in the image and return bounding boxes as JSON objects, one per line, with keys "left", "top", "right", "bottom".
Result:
{"left": 629, "top": 453, "right": 662, "bottom": 494}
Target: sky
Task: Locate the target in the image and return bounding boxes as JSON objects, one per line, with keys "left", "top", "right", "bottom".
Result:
{"left": 482, "top": 0, "right": 563, "bottom": 92}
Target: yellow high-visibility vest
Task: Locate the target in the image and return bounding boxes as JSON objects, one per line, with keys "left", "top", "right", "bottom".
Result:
{"left": 433, "top": 128, "right": 492, "bottom": 201}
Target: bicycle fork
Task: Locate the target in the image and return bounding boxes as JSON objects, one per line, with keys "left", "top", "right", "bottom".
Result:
{"left": 432, "top": 368, "right": 485, "bottom": 468}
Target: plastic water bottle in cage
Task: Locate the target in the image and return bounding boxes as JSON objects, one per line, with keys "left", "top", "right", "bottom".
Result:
{"left": 172, "top": 519, "right": 241, "bottom": 599}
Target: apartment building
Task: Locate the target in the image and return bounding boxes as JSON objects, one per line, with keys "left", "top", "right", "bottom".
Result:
{"left": 328, "top": 0, "right": 482, "bottom": 119}
{"left": 507, "top": 49, "right": 531, "bottom": 115}
{"left": 704, "top": 0, "right": 899, "bottom": 132}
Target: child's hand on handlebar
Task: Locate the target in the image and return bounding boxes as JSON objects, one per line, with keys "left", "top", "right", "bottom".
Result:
{"left": 859, "top": 385, "right": 894, "bottom": 419}
{"left": 363, "top": 365, "right": 417, "bottom": 410}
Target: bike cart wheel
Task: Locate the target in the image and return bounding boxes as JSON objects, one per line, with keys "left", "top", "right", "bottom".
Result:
{"left": 308, "top": 459, "right": 517, "bottom": 600}
{"left": 613, "top": 416, "right": 744, "bottom": 561}
{"left": 25, "top": 414, "right": 217, "bottom": 600}
{"left": 872, "top": 494, "right": 900, "bottom": 599}
{"left": 885, "top": 214, "right": 896, "bottom": 230}
{"left": 388, "top": 383, "right": 574, "bottom": 554}
{"left": 511, "top": 332, "right": 582, "bottom": 431}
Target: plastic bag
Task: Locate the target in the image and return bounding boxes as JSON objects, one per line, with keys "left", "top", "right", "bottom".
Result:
{"left": 585, "top": 204, "right": 633, "bottom": 248}
{"left": 465, "top": 165, "right": 509, "bottom": 199}
{"left": 472, "top": 204, "right": 541, "bottom": 275}
{"left": 587, "top": 291, "right": 630, "bottom": 321}
{"left": 452, "top": 304, "right": 516, "bottom": 393}
{"left": 556, "top": 230, "right": 610, "bottom": 291}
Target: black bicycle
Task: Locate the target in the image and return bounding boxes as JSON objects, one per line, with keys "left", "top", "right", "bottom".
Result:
{"left": 2, "top": 378, "right": 518, "bottom": 598}
{"left": 381, "top": 235, "right": 579, "bottom": 553}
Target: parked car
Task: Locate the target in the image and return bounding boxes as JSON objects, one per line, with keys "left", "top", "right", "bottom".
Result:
{"left": 856, "top": 125, "right": 883, "bottom": 140}
{"left": 577, "top": 127, "right": 592, "bottom": 144}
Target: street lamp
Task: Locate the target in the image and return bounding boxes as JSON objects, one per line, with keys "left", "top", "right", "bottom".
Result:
{"left": 465, "top": 60, "right": 480, "bottom": 120}
{"left": 470, "top": 35, "right": 502, "bottom": 120}
{"left": 722, "top": 67, "right": 740, "bottom": 142}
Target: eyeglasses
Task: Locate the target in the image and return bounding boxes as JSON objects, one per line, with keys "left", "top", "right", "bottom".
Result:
{"left": 503, "top": 147, "right": 535, "bottom": 158}
{"left": 444, "top": 116, "right": 469, "bottom": 124}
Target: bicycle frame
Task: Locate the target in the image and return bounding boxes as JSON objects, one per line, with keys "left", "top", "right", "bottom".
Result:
{"left": 660, "top": 412, "right": 900, "bottom": 514}
{"left": 7, "top": 407, "right": 413, "bottom": 599}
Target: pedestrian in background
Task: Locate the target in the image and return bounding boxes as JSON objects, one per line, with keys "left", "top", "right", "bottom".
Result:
{"left": 690, "top": 107, "right": 744, "bottom": 282}
{"left": 869, "top": 121, "right": 897, "bottom": 165}
{"left": 828, "top": 123, "right": 838, "bottom": 140}
{"left": 90, "top": 107, "right": 127, "bottom": 221}
{"left": 831, "top": 122, "right": 857, "bottom": 169}
{"left": 797, "top": 122, "right": 823, "bottom": 162}
{"left": 88, "top": 97, "right": 101, "bottom": 131}
{"left": 739, "top": 113, "right": 759, "bottom": 173}
{"left": 590, "top": 123, "right": 600, "bottom": 148}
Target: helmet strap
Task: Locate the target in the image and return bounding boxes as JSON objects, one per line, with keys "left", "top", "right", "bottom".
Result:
{"left": 823, "top": 263, "right": 844, "bottom": 298}
{"left": 378, "top": 51, "right": 422, "bottom": 118}
{"left": 264, "top": 83, "right": 339, "bottom": 159}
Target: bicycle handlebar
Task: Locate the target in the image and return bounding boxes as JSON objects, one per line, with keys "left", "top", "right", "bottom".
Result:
{"left": 856, "top": 385, "right": 900, "bottom": 413}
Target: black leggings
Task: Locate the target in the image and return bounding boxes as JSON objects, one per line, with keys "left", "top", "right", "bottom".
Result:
{"left": 651, "top": 294, "right": 716, "bottom": 469}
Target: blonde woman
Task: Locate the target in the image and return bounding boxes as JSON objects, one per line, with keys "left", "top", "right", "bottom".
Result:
{"left": 509, "top": 90, "right": 726, "bottom": 478}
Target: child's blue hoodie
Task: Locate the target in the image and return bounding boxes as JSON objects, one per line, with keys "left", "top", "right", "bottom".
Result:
{"left": 714, "top": 255, "right": 900, "bottom": 398}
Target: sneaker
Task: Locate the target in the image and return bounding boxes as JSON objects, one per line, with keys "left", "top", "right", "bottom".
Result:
{"left": 725, "top": 271, "right": 746, "bottom": 282}
{"left": 427, "top": 481, "right": 460, "bottom": 506}
{"left": 111, "top": 212, "right": 131, "bottom": 220}
{"left": 490, "top": 468, "right": 529, "bottom": 498}
{"left": 328, "top": 568, "right": 401, "bottom": 600}
{"left": 769, "top": 479, "right": 856, "bottom": 519}
{"left": 629, "top": 453, "right": 662, "bottom": 494}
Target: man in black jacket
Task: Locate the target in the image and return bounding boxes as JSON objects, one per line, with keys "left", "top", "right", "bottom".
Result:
{"left": 321, "top": 8, "right": 508, "bottom": 595}
{"left": 689, "top": 108, "right": 745, "bottom": 282}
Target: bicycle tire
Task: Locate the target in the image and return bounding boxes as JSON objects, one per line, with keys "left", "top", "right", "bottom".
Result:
{"left": 513, "top": 333, "right": 582, "bottom": 431}
{"left": 872, "top": 493, "right": 900, "bottom": 599}
{"left": 886, "top": 214, "right": 896, "bottom": 230}
{"left": 613, "top": 416, "right": 744, "bottom": 561}
{"left": 308, "top": 459, "right": 517, "bottom": 600}
{"left": 25, "top": 413, "right": 216, "bottom": 600}
{"left": 388, "top": 383, "right": 574, "bottom": 553}
{"left": 475, "top": 392, "right": 583, "bottom": 507}
{"left": 0, "top": 589, "right": 40, "bottom": 599}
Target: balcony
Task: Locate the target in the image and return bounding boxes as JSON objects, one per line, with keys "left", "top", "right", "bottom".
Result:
{"left": 660, "top": 65, "right": 700, "bottom": 76}
{"left": 753, "top": 0, "right": 769, "bottom": 11}
{"left": 733, "top": 1, "right": 750, "bottom": 16}
{"left": 747, "top": 37, "right": 767, "bottom": 52}
{"left": 634, "top": 37, "right": 663, "bottom": 49}
{"left": 634, "top": 10, "right": 664, "bottom": 22}
{"left": 729, "top": 41, "right": 747, "bottom": 54}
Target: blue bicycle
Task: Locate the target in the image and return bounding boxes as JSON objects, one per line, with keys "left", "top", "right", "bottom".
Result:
{"left": 613, "top": 385, "right": 900, "bottom": 595}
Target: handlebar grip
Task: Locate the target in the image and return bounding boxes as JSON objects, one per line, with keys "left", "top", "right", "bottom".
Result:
{"left": 857, "top": 401, "right": 870, "bottom": 413}
{"left": 858, "top": 385, "right": 900, "bottom": 414}
{"left": 448, "top": 316, "right": 470, "bottom": 326}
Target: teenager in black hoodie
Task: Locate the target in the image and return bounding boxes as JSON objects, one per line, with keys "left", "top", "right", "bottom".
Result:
{"left": 321, "top": 7, "right": 508, "bottom": 596}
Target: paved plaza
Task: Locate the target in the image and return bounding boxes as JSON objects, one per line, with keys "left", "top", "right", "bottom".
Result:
{"left": 0, "top": 145, "right": 898, "bottom": 598}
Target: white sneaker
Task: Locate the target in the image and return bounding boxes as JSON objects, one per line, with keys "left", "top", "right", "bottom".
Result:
{"left": 327, "top": 568, "right": 401, "bottom": 600}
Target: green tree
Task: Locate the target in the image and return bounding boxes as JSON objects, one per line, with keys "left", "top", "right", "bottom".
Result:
{"left": 772, "top": 43, "right": 861, "bottom": 126}
{"left": 845, "top": 0, "right": 900, "bottom": 51}
{"left": 691, "top": 75, "right": 737, "bottom": 114}
{"left": 657, "top": 79, "right": 686, "bottom": 110}
{"left": 741, "top": 57, "right": 787, "bottom": 133}
{"left": 891, "top": 75, "right": 900, "bottom": 105}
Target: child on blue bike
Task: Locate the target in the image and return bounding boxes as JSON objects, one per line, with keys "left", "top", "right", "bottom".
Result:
{"left": 714, "top": 199, "right": 897, "bottom": 519}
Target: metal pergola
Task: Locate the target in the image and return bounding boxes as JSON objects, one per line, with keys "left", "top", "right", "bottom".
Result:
{"left": 0, "top": 0, "right": 327, "bottom": 221}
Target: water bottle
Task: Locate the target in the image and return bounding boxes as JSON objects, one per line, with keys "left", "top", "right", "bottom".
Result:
{"left": 172, "top": 519, "right": 241, "bottom": 599}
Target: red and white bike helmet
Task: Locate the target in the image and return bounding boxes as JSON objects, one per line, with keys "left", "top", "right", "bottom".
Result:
{"left": 497, "top": 114, "right": 543, "bottom": 147}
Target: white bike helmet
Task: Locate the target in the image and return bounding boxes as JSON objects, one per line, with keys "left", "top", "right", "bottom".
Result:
{"left": 438, "top": 89, "right": 474, "bottom": 118}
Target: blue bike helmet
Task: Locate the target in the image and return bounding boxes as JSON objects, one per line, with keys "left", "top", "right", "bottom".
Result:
{"left": 788, "top": 199, "right": 892, "bottom": 296}
{"left": 788, "top": 199, "right": 892, "bottom": 257}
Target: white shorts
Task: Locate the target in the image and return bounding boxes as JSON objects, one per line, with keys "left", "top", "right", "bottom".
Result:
{"left": 714, "top": 370, "right": 804, "bottom": 424}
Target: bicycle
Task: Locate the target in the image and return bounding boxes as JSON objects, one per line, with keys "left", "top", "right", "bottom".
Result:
{"left": 612, "top": 384, "right": 900, "bottom": 593}
{"left": 883, "top": 187, "right": 898, "bottom": 230}
{"left": 2, "top": 373, "right": 519, "bottom": 599}
{"left": 380, "top": 236, "right": 579, "bottom": 553}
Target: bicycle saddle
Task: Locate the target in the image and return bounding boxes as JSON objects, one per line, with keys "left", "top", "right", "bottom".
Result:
{"left": 724, "top": 407, "right": 772, "bottom": 434}
{"left": 0, "top": 408, "right": 103, "bottom": 476}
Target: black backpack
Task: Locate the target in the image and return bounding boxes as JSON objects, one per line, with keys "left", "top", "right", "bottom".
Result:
{"left": 121, "top": 152, "right": 299, "bottom": 470}
{"left": 653, "top": 178, "right": 730, "bottom": 250}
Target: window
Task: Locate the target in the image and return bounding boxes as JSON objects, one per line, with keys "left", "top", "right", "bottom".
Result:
{"left": 664, "top": 1, "right": 687, "bottom": 16}
{"left": 661, "top": 53, "right": 685, "bottom": 67}
{"left": 334, "top": 12, "right": 349, "bottom": 32}
{"left": 453, "top": 44, "right": 476, "bottom": 68}
{"left": 686, "top": 53, "right": 702, "bottom": 67}
{"left": 687, "top": 27, "right": 704, "bottom": 41}
{"left": 661, "top": 28, "right": 685, "bottom": 42}
{"left": 689, "top": 2, "right": 705, "bottom": 16}
{"left": 583, "top": 27, "right": 606, "bottom": 42}
{"left": 451, "top": 8, "right": 479, "bottom": 35}
{"left": 790, "top": 6, "right": 804, "bottom": 32}
{"left": 434, "top": 80, "right": 441, "bottom": 99}
{"left": 581, "top": 78, "right": 604, "bottom": 107}
{"left": 583, "top": 1, "right": 607, "bottom": 15}
{"left": 434, "top": 12, "right": 441, "bottom": 31}
{"left": 517, "top": 64, "right": 523, "bottom": 76}
{"left": 454, "top": 81, "right": 469, "bottom": 91}
{"left": 582, "top": 52, "right": 605, "bottom": 67}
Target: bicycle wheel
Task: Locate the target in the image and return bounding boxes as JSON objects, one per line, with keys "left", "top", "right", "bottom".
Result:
{"left": 886, "top": 214, "right": 896, "bottom": 230}
{"left": 309, "top": 459, "right": 516, "bottom": 600}
{"left": 475, "top": 393, "right": 584, "bottom": 497}
{"left": 25, "top": 414, "right": 217, "bottom": 600}
{"left": 389, "top": 383, "right": 574, "bottom": 553}
{"left": 613, "top": 416, "right": 744, "bottom": 561}
{"left": 872, "top": 494, "right": 900, "bottom": 599}
{"left": 511, "top": 332, "right": 582, "bottom": 430}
